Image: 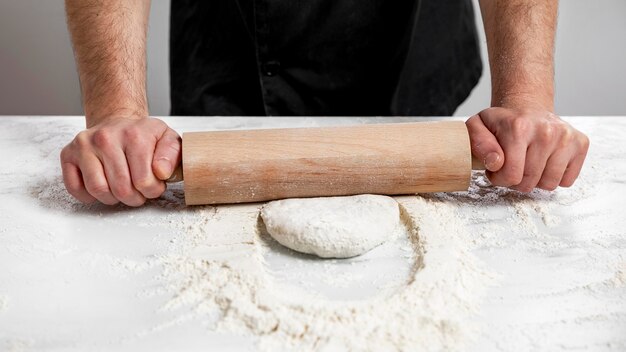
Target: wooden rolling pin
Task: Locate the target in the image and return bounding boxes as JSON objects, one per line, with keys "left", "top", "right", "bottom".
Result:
{"left": 172, "top": 121, "right": 483, "bottom": 205}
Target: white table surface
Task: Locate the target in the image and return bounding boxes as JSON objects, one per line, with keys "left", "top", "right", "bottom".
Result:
{"left": 0, "top": 116, "right": 624, "bottom": 351}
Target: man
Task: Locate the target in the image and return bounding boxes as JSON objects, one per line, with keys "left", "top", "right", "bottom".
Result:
{"left": 61, "top": 0, "right": 589, "bottom": 207}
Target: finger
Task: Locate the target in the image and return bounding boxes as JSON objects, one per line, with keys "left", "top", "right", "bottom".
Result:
{"left": 479, "top": 109, "right": 530, "bottom": 188}
{"left": 560, "top": 151, "right": 588, "bottom": 188}
{"left": 79, "top": 154, "right": 119, "bottom": 205}
{"left": 486, "top": 136, "right": 527, "bottom": 188}
{"left": 466, "top": 115, "right": 505, "bottom": 171}
{"left": 537, "top": 151, "right": 570, "bottom": 191}
{"left": 511, "top": 144, "right": 550, "bottom": 193}
{"left": 61, "top": 161, "right": 97, "bottom": 204}
{"left": 98, "top": 148, "right": 146, "bottom": 207}
{"left": 560, "top": 134, "right": 590, "bottom": 188}
{"left": 126, "top": 140, "right": 166, "bottom": 199}
{"left": 152, "top": 128, "right": 182, "bottom": 180}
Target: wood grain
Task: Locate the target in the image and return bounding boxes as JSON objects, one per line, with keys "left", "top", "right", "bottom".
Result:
{"left": 182, "top": 121, "right": 473, "bottom": 205}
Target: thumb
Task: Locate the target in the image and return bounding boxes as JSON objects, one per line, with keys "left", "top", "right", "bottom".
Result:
{"left": 152, "top": 128, "right": 182, "bottom": 180}
{"left": 465, "top": 114, "right": 505, "bottom": 172}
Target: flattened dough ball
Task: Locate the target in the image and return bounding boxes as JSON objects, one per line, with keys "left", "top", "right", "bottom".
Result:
{"left": 260, "top": 194, "right": 400, "bottom": 258}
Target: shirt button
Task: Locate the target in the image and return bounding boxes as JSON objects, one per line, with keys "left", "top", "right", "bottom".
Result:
{"left": 262, "top": 61, "right": 281, "bottom": 76}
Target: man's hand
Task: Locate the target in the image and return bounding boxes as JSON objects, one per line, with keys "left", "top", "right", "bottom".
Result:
{"left": 63, "top": 0, "right": 165, "bottom": 205}
{"left": 60, "top": 117, "right": 181, "bottom": 206}
{"left": 466, "top": 108, "right": 589, "bottom": 192}
{"left": 472, "top": 0, "right": 590, "bottom": 191}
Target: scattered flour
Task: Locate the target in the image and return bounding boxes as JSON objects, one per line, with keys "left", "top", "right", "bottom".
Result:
{"left": 612, "top": 262, "right": 626, "bottom": 288}
{"left": 5, "top": 117, "right": 624, "bottom": 351}
{"left": 260, "top": 194, "right": 400, "bottom": 258}
{"left": 0, "top": 295, "right": 8, "bottom": 312}
{"left": 430, "top": 170, "right": 595, "bottom": 252}
{"left": 139, "top": 163, "right": 622, "bottom": 351}
{"left": 157, "top": 196, "right": 493, "bottom": 351}
{"left": 4, "top": 339, "right": 32, "bottom": 352}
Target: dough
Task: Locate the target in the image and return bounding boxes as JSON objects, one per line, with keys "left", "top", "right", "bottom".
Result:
{"left": 260, "top": 194, "right": 400, "bottom": 258}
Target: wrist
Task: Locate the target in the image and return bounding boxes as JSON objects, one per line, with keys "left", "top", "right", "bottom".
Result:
{"left": 491, "top": 68, "right": 555, "bottom": 112}
{"left": 81, "top": 84, "right": 148, "bottom": 127}
{"left": 85, "top": 106, "right": 148, "bottom": 128}
{"left": 492, "top": 91, "right": 554, "bottom": 113}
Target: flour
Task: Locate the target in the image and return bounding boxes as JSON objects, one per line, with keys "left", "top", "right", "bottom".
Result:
{"left": 30, "top": 176, "right": 84, "bottom": 213}
{"left": 7, "top": 117, "right": 625, "bottom": 351}
{"left": 431, "top": 169, "right": 596, "bottom": 252}
{"left": 4, "top": 339, "right": 32, "bottom": 352}
{"left": 151, "top": 168, "right": 610, "bottom": 351}
{"left": 260, "top": 194, "right": 400, "bottom": 258}
{"left": 0, "top": 295, "right": 8, "bottom": 312}
{"left": 612, "top": 262, "right": 626, "bottom": 288}
{"left": 157, "top": 195, "right": 493, "bottom": 351}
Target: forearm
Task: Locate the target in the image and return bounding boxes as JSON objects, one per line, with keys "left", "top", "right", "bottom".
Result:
{"left": 479, "top": 0, "right": 558, "bottom": 111}
{"left": 65, "top": 0, "right": 151, "bottom": 127}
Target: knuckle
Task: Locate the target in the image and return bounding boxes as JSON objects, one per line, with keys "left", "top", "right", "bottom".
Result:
{"left": 510, "top": 117, "right": 530, "bottom": 139}
{"left": 497, "top": 174, "right": 517, "bottom": 187}
{"left": 133, "top": 177, "right": 154, "bottom": 191}
{"left": 509, "top": 175, "right": 524, "bottom": 186}
{"left": 512, "top": 179, "right": 532, "bottom": 192}
{"left": 502, "top": 166, "right": 524, "bottom": 186}
{"left": 516, "top": 175, "right": 538, "bottom": 193}
{"left": 111, "top": 184, "right": 134, "bottom": 200}
{"left": 119, "top": 193, "right": 146, "bottom": 207}
{"left": 142, "top": 188, "right": 164, "bottom": 199}
{"left": 123, "top": 127, "right": 145, "bottom": 145}
{"left": 557, "top": 129, "right": 575, "bottom": 149}
{"left": 65, "top": 180, "right": 82, "bottom": 196}
{"left": 133, "top": 178, "right": 164, "bottom": 198}
{"left": 539, "top": 178, "right": 560, "bottom": 191}
{"left": 579, "top": 134, "right": 590, "bottom": 151}
{"left": 114, "top": 187, "right": 146, "bottom": 206}
{"left": 60, "top": 146, "right": 72, "bottom": 161}
{"left": 89, "top": 183, "right": 112, "bottom": 198}
{"left": 92, "top": 128, "right": 113, "bottom": 148}
{"left": 537, "top": 124, "right": 554, "bottom": 143}
{"left": 466, "top": 114, "right": 480, "bottom": 127}
{"left": 73, "top": 131, "right": 91, "bottom": 149}
{"left": 504, "top": 175, "right": 523, "bottom": 186}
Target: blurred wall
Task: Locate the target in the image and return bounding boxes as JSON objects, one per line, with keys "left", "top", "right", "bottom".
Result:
{"left": 0, "top": 0, "right": 624, "bottom": 116}
{"left": 455, "top": 0, "right": 626, "bottom": 116}
{"left": 0, "top": 0, "right": 170, "bottom": 116}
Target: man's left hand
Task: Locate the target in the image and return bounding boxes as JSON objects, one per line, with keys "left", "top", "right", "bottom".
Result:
{"left": 466, "top": 108, "right": 590, "bottom": 192}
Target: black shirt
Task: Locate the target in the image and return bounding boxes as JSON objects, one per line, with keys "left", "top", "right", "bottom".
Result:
{"left": 170, "top": 0, "right": 482, "bottom": 116}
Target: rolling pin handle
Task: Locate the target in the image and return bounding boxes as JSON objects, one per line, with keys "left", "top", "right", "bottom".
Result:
{"left": 471, "top": 155, "right": 486, "bottom": 171}
{"left": 166, "top": 164, "right": 184, "bottom": 183}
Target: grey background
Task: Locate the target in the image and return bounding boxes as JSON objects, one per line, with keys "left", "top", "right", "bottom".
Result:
{"left": 0, "top": 0, "right": 624, "bottom": 117}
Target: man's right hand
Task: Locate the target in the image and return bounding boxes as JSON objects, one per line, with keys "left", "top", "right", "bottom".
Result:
{"left": 60, "top": 117, "right": 182, "bottom": 206}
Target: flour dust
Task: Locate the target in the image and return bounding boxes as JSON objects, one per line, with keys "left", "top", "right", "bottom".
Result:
{"left": 155, "top": 195, "right": 494, "bottom": 351}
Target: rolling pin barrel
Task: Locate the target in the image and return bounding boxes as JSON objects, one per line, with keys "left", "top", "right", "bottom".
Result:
{"left": 181, "top": 121, "right": 476, "bottom": 205}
